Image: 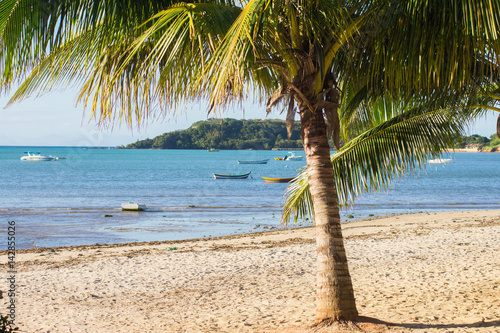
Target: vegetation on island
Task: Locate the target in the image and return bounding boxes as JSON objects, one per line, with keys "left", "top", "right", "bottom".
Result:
{"left": 125, "top": 121, "right": 500, "bottom": 152}
{"left": 455, "top": 134, "right": 500, "bottom": 152}
{"left": 122, "top": 118, "right": 303, "bottom": 150}
{"left": 482, "top": 135, "right": 500, "bottom": 151}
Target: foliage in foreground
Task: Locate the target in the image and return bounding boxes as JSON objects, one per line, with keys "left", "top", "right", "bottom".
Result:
{"left": 0, "top": 316, "right": 17, "bottom": 333}
{"left": 0, "top": 293, "right": 18, "bottom": 333}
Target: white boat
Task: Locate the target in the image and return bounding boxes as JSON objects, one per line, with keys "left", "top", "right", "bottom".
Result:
{"left": 121, "top": 202, "right": 146, "bottom": 211}
{"left": 428, "top": 158, "right": 452, "bottom": 164}
{"left": 20, "top": 152, "right": 55, "bottom": 161}
{"left": 286, "top": 152, "right": 303, "bottom": 161}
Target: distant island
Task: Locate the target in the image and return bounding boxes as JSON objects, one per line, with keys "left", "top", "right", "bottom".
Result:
{"left": 455, "top": 133, "right": 500, "bottom": 152}
{"left": 121, "top": 118, "right": 303, "bottom": 150}
{"left": 121, "top": 118, "right": 500, "bottom": 151}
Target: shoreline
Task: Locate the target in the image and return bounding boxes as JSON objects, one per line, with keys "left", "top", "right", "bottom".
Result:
{"left": 1, "top": 210, "right": 499, "bottom": 332}
{"left": 445, "top": 148, "right": 499, "bottom": 153}
{"left": 0, "top": 211, "right": 418, "bottom": 256}
{"left": 0, "top": 208, "right": 492, "bottom": 255}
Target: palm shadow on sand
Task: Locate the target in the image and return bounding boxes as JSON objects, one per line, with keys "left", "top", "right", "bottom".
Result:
{"left": 355, "top": 316, "right": 500, "bottom": 332}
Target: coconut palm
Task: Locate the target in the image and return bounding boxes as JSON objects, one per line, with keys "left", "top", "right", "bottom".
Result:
{"left": 1, "top": 0, "right": 499, "bottom": 325}
{"left": 282, "top": 94, "right": 495, "bottom": 224}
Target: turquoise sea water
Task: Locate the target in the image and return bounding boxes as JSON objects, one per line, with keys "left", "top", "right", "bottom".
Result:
{"left": 0, "top": 146, "right": 499, "bottom": 249}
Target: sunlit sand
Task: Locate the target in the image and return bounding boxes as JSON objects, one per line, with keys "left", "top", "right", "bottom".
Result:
{"left": 1, "top": 210, "right": 499, "bottom": 332}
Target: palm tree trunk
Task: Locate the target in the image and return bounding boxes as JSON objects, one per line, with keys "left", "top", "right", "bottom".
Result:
{"left": 496, "top": 113, "right": 500, "bottom": 139}
{"left": 299, "top": 106, "right": 358, "bottom": 323}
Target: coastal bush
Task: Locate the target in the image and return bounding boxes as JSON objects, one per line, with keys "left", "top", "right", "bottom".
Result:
{"left": 0, "top": 315, "right": 18, "bottom": 333}
{"left": 0, "top": 293, "right": 18, "bottom": 333}
{"left": 482, "top": 134, "right": 500, "bottom": 151}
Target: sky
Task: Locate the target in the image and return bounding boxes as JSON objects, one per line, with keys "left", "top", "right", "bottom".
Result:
{"left": 0, "top": 88, "right": 269, "bottom": 147}
{"left": 0, "top": 87, "right": 497, "bottom": 147}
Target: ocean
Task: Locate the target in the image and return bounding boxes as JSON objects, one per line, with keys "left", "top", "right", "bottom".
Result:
{"left": 1, "top": 147, "right": 499, "bottom": 249}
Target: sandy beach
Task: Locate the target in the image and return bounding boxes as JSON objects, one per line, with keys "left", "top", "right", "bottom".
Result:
{"left": 1, "top": 210, "right": 499, "bottom": 332}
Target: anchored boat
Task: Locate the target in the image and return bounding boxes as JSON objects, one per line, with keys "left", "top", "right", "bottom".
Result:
{"left": 237, "top": 158, "right": 270, "bottom": 164}
{"left": 275, "top": 152, "right": 303, "bottom": 161}
{"left": 213, "top": 172, "right": 251, "bottom": 179}
{"left": 428, "top": 158, "right": 452, "bottom": 164}
{"left": 20, "top": 152, "right": 54, "bottom": 161}
{"left": 121, "top": 202, "right": 146, "bottom": 211}
{"left": 262, "top": 176, "right": 295, "bottom": 183}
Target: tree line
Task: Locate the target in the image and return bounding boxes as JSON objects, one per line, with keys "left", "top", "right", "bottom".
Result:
{"left": 122, "top": 118, "right": 304, "bottom": 150}
{"left": 455, "top": 134, "right": 500, "bottom": 151}
{"left": 123, "top": 119, "right": 499, "bottom": 152}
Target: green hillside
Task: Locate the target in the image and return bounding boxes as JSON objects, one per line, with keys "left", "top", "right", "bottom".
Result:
{"left": 452, "top": 133, "right": 500, "bottom": 151}
{"left": 123, "top": 118, "right": 500, "bottom": 152}
{"left": 123, "top": 118, "right": 303, "bottom": 150}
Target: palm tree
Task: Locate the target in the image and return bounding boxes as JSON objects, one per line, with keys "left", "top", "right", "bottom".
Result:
{"left": 1, "top": 0, "right": 499, "bottom": 325}
{"left": 282, "top": 95, "right": 494, "bottom": 224}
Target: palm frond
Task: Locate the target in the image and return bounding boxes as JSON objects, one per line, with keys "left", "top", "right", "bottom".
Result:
{"left": 3, "top": 1, "right": 242, "bottom": 127}
{"left": 6, "top": 25, "right": 108, "bottom": 104}
{"left": 282, "top": 98, "right": 484, "bottom": 226}
{"left": 79, "top": 2, "right": 242, "bottom": 126}
{"left": 266, "top": 86, "right": 286, "bottom": 114}
{"left": 343, "top": 0, "right": 500, "bottom": 97}
{"left": 203, "top": 0, "right": 275, "bottom": 112}
{"left": 0, "top": 0, "right": 181, "bottom": 87}
{"left": 282, "top": 170, "right": 313, "bottom": 225}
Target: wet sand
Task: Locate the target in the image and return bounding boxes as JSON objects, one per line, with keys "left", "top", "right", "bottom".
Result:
{"left": 1, "top": 210, "right": 499, "bottom": 332}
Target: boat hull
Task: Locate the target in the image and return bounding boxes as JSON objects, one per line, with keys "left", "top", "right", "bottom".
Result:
{"left": 237, "top": 159, "right": 269, "bottom": 164}
{"left": 20, "top": 156, "right": 54, "bottom": 161}
{"left": 262, "top": 177, "right": 295, "bottom": 183}
{"left": 429, "top": 158, "right": 452, "bottom": 164}
{"left": 214, "top": 172, "right": 251, "bottom": 179}
{"left": 20, "top": 152, "right": 54, "bottom": 161}
{"left": 121, "top": 203, "right": 146, "bottom": 211}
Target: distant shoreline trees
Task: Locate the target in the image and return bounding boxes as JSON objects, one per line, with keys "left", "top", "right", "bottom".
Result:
{"left": 121, "top": 118, "right": 500, "bottom": 152}
{"left": 122, "top": 118, "right": 304, "bottom": 150}
{"left": 456, "top": 134, "right": 500, "bottom": 152}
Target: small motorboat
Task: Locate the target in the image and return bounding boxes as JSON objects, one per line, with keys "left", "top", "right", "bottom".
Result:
{"left": 213, "top": 172, "right": 251, "bottom": 179}
{"left": 428, "top": 158, "right": 452, "bottom": 164}
{"left": 276, "top": 152, "right": 304, "bottom": 161}
{"left": 207, "top": 148, "right": 220, "bottom": 152}
{"left": 121, "top": 202, "right": 146, "bottom": 211}
{"left": 262, "top": 176, "right": 295, "bottom": 183}
{"left": 20, "top": 152, "right": 55, "bottom": 161}
{"left": 237, "top": 158, "right": 270, "bottom": 164}
{"left": 286, "top": 152, "right": 303, "bottom": 161}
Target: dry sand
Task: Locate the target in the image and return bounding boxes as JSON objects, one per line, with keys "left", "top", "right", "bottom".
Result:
{"left": 1, "top": 210, "right": 499, "bottom": 332}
